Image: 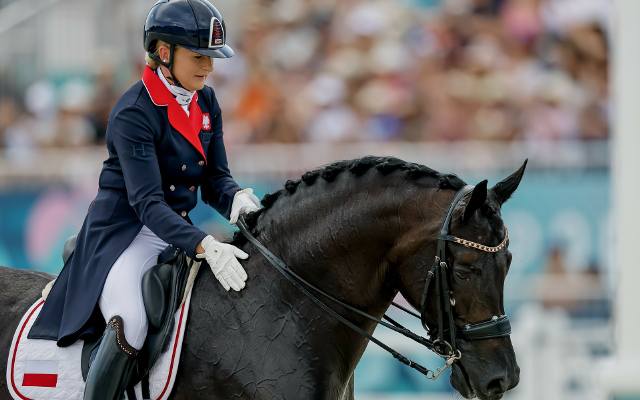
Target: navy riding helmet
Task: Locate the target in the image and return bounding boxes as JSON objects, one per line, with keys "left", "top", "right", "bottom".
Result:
{"left": 144, "top": 0, "right": 234, "bottom": 67}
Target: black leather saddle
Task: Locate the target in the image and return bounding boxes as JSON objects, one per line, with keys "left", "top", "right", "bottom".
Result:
{"left": 62, "top": 235, "right": 194, "bottom": 399}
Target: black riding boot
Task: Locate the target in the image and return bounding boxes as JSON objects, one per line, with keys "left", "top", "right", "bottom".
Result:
{"left": 83, "top": 316, "right": 138, "bottom": 400}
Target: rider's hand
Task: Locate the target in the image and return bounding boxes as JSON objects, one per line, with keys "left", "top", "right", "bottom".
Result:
{"left": 195, "top": 235, "right": 248, "bottom": 291}
{"left": 229, "top": 188, "right": 261, "bottom": 224}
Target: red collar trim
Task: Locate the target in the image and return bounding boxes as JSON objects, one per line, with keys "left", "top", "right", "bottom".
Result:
{"left": 142, "top": 66, "right": 206, "bottom": 162}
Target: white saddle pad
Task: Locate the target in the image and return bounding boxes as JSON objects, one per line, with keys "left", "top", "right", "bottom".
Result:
{"left": 6, "top": 291, "right": 193, "bottom": 400}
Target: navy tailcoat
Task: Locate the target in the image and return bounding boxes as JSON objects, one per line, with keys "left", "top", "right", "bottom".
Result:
{"left": 29, "top": 66, "right": 241, "bottom": 345}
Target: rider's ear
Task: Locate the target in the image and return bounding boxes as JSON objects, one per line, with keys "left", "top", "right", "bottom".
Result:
{"left": 491, "top": 159, "right": 528, "bottom": 205}
{"left": 463, "top": 180, "right": 488, "bottom": 223}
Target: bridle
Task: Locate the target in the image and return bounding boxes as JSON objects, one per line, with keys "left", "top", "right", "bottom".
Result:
{"left": 236, "top": 184, "right": 512, "bottom": 380}
{"left": 418, "top": 185, "right": 512, "bottom": 362}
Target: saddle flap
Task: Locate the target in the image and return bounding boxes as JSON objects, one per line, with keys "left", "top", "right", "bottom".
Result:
{"left": 135, "top": 251, "right": 191, "bottom": 386}
{"left": 142, "top": 245, "right": 180, "bottom": 329}
{"left": 142, "top": 265, "right": 170, "bottom": 329}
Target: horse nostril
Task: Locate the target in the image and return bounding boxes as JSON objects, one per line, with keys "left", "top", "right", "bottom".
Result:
{"left": 486, "top": 377, "right": 508, "bottom": 395}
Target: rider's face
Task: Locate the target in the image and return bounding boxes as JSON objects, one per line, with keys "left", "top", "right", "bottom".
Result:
{"left": 157, "top": 45, "right": 213, "bottom": 92}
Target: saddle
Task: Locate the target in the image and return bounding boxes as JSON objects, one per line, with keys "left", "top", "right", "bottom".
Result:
{"left": 62, "top": 235, "right": 194, "bottom": 398}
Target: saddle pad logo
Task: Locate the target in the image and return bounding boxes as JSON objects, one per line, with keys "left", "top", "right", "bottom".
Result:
{"left": 202, "top": 113, "right": 211, "bottom": 131}
{"left": 22, "top": 360, "right": 58, "bottom": 388}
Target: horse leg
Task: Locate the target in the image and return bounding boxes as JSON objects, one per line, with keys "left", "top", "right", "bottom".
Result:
{"left": 0, "top": 267, "right": 53, "bottom": 395}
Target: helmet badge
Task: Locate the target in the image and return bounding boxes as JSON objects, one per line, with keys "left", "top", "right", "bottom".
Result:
{"left": 209, "top": 17, "right": 224, "bottom": 48}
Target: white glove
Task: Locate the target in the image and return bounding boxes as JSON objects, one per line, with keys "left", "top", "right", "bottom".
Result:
{"left": 195, "top": 235, "right": 248, "bottom": 291}
{"left": 229, "top": 188, "right": 262, "bottom": 224}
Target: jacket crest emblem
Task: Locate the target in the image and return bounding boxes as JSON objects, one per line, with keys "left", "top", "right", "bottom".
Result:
{"left": 202, "top": 113, "right": 211, "bottom": 131}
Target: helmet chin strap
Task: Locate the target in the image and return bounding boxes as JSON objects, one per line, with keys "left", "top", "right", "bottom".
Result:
{"left": 152, "top": 44, "right": 185, "bottom": 89}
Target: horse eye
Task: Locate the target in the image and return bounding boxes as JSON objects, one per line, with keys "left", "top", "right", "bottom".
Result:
{"left": 454, "top": 265, "right": 474, "bottom": 280}
{"left": 455, "top": 271, "right": 471, "bottom": 280}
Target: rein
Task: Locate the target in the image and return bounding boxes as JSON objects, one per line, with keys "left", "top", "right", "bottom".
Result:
{"left": 236, "top": 184, "right": 511, "bottom": 380}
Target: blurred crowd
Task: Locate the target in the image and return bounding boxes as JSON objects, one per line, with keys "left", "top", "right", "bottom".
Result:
{"left": 0, "top": 0, "right": 610, "bottom": 150}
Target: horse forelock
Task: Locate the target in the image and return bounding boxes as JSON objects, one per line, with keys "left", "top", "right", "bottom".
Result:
{"left": 231, "top": 156, "right": 466, "bottom": 246}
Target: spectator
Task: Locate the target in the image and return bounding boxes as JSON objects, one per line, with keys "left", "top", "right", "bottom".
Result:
{"left": 1, "top": 0, "right": 610, "bottom": 146}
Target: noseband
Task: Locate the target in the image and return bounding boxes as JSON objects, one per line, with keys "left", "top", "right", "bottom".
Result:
{"left": 236, "top": 184, "right": 512, "bottom": 381}
{"left": 419, "top": 185, "right": 512, "bottom": 359}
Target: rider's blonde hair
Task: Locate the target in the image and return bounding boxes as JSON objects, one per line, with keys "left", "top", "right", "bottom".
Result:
{"left": 145, "top": 40, "right": 171, "bottom": 70}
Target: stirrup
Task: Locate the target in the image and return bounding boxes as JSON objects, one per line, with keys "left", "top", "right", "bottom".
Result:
{"left": 83, "top": 316, "right": 138, "bottom": 400}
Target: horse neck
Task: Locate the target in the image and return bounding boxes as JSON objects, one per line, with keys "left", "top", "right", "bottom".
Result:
{"left": 256, "top": 173, "right": 416, "bottom": 308}
{"left": 244, "top": 173, "right": 445, "bottom": 391}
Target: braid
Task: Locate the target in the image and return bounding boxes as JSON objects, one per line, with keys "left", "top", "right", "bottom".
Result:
{"left": 231, "top": 157, "right": 466, "bottom": 245}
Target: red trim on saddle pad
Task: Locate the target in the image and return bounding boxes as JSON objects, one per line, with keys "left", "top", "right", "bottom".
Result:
{"left": 157, "top": 301, "right": 187, "bottom": 399}
{"left": 10, "top": 299, "right": 44, "bottom": 400}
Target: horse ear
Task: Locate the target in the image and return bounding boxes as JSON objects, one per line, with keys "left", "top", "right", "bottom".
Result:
{"left": 491, "top": 159, "right": 528, "bottom": 205}
{"left": 463, "top": 180, "right": 488, "bottom": 222}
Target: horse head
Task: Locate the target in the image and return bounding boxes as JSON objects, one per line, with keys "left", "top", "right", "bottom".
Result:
{"left": 392, "top": 161, "right": 526, "bottom": 400}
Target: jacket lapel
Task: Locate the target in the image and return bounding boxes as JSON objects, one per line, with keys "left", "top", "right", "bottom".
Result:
{"left": 189, "top": 96, "right": 203, "bottom": 135}
{"left": 142, "top": 66, "right": 207, "bottom": 163}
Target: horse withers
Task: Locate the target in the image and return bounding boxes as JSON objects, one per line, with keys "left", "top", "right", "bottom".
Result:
{"left": 1, "top": 157, "right": 523, "bottom": 400}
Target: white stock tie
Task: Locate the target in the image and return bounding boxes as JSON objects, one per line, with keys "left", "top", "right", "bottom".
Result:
{"left": 156, "top": 68, "right": 196, "bottom": 115}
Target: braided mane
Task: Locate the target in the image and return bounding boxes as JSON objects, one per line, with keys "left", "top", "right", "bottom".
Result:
{"left": 233, "top": 156, "right": 465, "bottom": 243}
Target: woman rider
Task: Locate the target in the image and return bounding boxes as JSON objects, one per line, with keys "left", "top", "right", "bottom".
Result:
{"left": 27, "top": 1, "right": 260, "bottom": 398}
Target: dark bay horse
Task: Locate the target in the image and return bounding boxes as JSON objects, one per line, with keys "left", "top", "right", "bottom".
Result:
{"left": 0, "top": 156, "right": 524, "bottom": 400}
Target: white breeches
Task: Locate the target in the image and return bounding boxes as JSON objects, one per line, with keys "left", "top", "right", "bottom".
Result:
{"left": 99, "top": 225, "right": 168, "bottom": 350}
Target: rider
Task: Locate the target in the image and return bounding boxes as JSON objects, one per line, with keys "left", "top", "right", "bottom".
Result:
{"left": 28, "top": 1, "right": 260, "bottom": 398}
